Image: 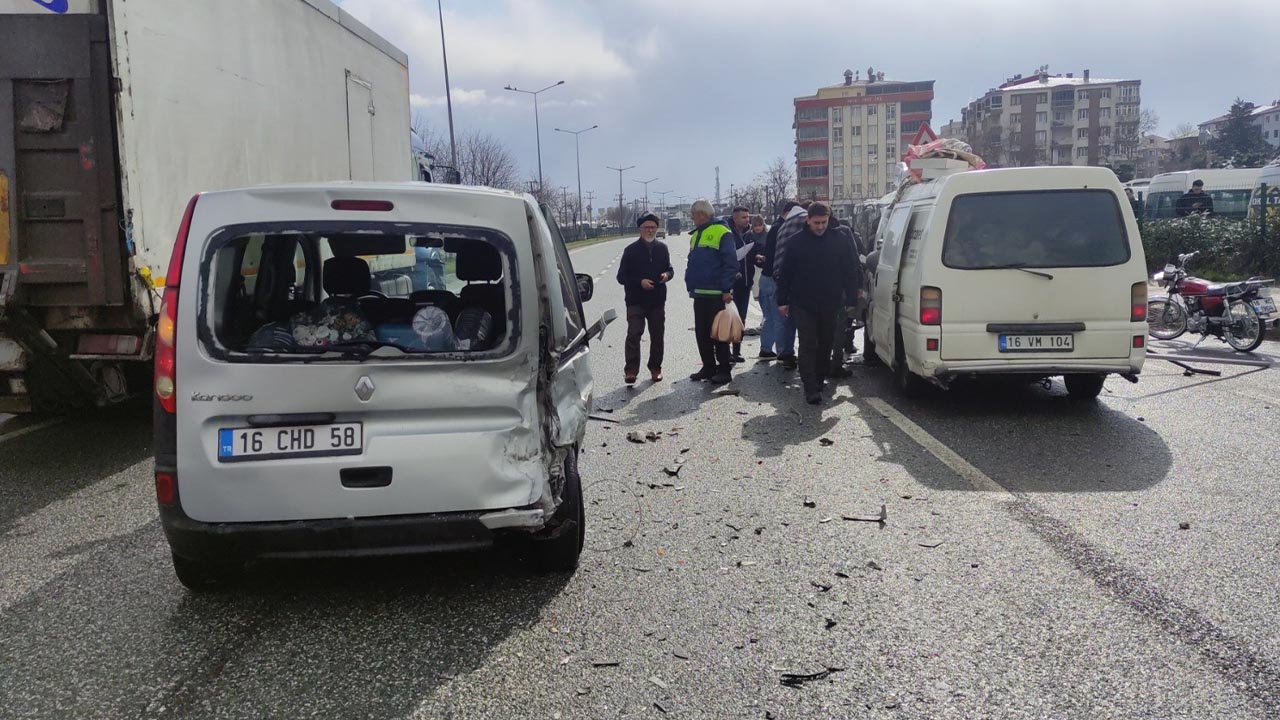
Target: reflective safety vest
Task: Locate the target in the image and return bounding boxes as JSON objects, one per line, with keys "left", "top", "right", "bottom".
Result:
{"left": 688, "top": 223, "right": 733, "bottom": 296}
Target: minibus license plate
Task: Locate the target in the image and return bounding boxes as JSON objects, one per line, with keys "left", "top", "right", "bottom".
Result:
{"left": 999, "top": 334, "right": 1073, "bottom": 352}
{"left": 217, "top": 422, "right": 363, "bottom": 462}
{"left": 1252, "top": 297, "right": 1276, "bottom": 315}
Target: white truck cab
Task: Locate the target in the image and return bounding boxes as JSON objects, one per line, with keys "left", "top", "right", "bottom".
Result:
{"left": 865, "top": 166, "right": 1148, "bottom": 399}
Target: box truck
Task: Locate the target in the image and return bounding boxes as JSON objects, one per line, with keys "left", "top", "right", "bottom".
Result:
{"left": 0, "top": 0, "right": 413, "bottom": 412}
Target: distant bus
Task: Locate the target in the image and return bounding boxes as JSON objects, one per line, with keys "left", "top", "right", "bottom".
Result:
{"left": 666, "top": 217, "right": 683, "bottom": 235}
{"left": 1144, "top": 169, "right": 1261, "bottom": 220}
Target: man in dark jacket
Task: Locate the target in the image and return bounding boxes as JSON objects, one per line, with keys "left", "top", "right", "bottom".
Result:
{"left": 1176, "top": 179, "right": 1214, "bottom": 217}
{"left": 767, "top": 200, "right": 810, "bottom": 368}
{"left": 729, "top": 206, "right": 755, "bottom": 363}
{"left": 617, "top": 213, "right": 674, "bottom": 384}
{"left": 684, "top": 198, "right": 739, "bottom": 384}
{"left": 776, "top": 202, "right": 860, "bottom": 405}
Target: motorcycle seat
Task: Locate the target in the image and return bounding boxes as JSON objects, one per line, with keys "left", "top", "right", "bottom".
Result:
{"left": 1205, "top": 282, "right": 1247, "bottom": 297}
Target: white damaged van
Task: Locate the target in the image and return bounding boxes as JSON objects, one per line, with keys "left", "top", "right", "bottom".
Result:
{"left": 152, "top": 183, "right": 614, "bottom": 589}
{"left": 865, "top": 167, "right": 1148, "bottom": 399}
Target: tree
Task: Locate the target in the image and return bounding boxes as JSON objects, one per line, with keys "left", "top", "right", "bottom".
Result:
{"left": 457, "top": 130, "right": 520, "bottom": 189}
{"left": 1138, "top": 109, "right": 1160, "bottom": 137}
{"left": 754, "top": 157, "right": 794, "bottom": 215}
{"left": 1113, "top": 163, "right": 1136, "bottom": 183}
{"left": 1170, "top": 122, "right": 1197, "bottom": 139}
{"left": 1209, "top": 99, "right": 1274, "bottom": 168}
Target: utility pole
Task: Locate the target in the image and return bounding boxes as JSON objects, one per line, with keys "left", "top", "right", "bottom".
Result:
{"left": 503, "top": 80, "right": 566, "bottom": 193}
{"left": 553, "top": 124, "right": 598, "bottom": 230}
{"left": 560, "top": 186, "right": 571, "bottom": 229}
{"left": 714, "top": 167, "right": 721, "bottom": 207}
{"left": 585, "top": 190, "right": 596, "bottom": 223}
{"left": 655, "top": 190, "right": 673, "bottom": 216}
{"left": 633, "top": 177, "right": 658, "bottom": 212}
{"left": 436, "top": 0, "right": 458, "bottom": 170}
{"left": 607, "top": 164, "right": 635, "bottom": 234}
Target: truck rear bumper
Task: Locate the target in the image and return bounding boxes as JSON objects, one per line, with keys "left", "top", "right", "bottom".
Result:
{"left": 928, "top": 360, "right": 1140, "bottom": 378}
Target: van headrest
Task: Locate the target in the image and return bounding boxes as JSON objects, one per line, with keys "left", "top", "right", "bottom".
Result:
{"left": 323, "top": 256, "right": 371, "bottom": 296}
{"left": 455, "top": 242, "right": 502, "bottom": 282}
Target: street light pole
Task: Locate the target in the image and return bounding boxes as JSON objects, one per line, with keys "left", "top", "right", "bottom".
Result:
{"left": 633, "top": 177, "right": 658, "bottom": 212}
{"left": 655, "top": 190, "right": 673, "bottom": 216}
{"left": 554, "top": 124, "right": 598, "bottom": 231}
{"left": 437, "top": 0, "right": 458, "bottom": 170}
{"left": 607, "top": 164, "right": 635, "bottom": 232}
{"left": 503, "top": 80, "right": 565, "bottom": 195}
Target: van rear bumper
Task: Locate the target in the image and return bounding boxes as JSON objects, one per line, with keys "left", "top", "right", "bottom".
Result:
{"left": 158, "top": 502, "right": 543, "bottom": 562}
{"left": 927, "top": 360, "right": 1140, "bottom": 379}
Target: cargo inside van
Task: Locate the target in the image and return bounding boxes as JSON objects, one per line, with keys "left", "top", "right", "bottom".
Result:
{"left": 200, "top": 224, "right": 516, "bottom": 361}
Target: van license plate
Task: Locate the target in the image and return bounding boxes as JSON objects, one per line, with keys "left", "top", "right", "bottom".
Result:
{"left": 999, "top": 334, "right": 1074, "bottom": 352}
{"left": 217, "top": 422, "right": 363, "bottom": 462}
{"left": 1252, "top": 298, "right": 1276, "bottom": 315}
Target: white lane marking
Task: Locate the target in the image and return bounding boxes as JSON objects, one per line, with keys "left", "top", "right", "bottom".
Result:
{"left": 0, "top": 418, "right": 64, "bottom": 446}
{"left": 0, "top": 459, "right": 156, "bottom": 613}
{"left": 865, "top": 397, "right": 1008, "bottom": 494}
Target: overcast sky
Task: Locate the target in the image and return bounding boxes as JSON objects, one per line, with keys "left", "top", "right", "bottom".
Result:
{"left": 340, "top": 0, "right": 1277, "bottom": 210}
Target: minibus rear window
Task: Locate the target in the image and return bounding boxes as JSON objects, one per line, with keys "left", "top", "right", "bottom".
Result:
{"left": 942, "top": 190, "right": 1130, "bottom": 269}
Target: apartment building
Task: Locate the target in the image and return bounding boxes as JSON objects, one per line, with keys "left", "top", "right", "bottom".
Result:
{"left": 1199, "top": 101, "right": 1280, "bottom": 149}
{"left": 793, "top": 68, "right": 935, "bottom": 203}
{"left": 960, "top": 68, "right": 1142, "bottom": 168}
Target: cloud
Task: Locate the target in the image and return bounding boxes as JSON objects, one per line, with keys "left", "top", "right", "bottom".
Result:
{"left": 410, "top": 88, "right": 510, "bottom": 109}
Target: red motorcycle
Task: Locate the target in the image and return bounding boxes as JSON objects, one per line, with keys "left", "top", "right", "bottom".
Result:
{"left": 1147, "top": 251, "right": 1276, "bottom": 352}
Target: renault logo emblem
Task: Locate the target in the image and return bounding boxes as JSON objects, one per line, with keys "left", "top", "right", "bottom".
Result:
{"left": 354, "top": 376, "right": 375, "bottom": 402}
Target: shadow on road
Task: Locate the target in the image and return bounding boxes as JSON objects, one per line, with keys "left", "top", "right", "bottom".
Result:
{"left": 857, "top": 377, "right": 1174, "bottom": 494}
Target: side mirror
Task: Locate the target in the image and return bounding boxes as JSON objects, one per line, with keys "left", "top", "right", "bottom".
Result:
{"left": 575, "top": 273, "right": 594, "bottom": 302}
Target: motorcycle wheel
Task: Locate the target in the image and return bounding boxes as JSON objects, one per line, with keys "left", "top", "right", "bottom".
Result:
{"left": 1223, "top": 300, "right": 1265, "bottom": 352}
{"left": 1146, "top": 299, "right": 1187, "bottom": 340}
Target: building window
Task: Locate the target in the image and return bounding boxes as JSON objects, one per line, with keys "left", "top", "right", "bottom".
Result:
{"left": 1077, "top": 128, "right": 1089, "bottom": 140}
{"left": 797, "top": 144, "right": 828, "bottom": 160}
{"left": 1076, "top": 146, "right": 1088, "bottom": 158}
{"left": 1035, "top": 130, "right": 1047, "bottom": 145}
{"left": 1077, "top": 90, "right": 1088, "bottom": 102}
{"left": 886, "top": 144, "right": 895, "bottom": 158}
{"left": 1036, "top": 93, "right": 1048, "bottom": 104}
{"left": 867, "top": 145, "right": 877, "bottom": 157}
{"left": 853, "top": 183, "right": 862, "bottom": 196}
{"left": 796, "top": 106, "right": 826, "bottom": 122}
{"left": 989, "top": 96, "right": 1003, "bottom": 109}
{"left": 868, "top": 183, "right": 878, "bottom": 195}
{"left": 902, "top": 100, "right": 931, "bottom": 114}
{"left": 799, "top": 165, "right": 829, "bottom": 179}
{"left": 867, "top": 105, "right": 878, "bottom": 116}
{"left": 850, "top": 106, "right": 861, "bottom": 121}
{"left": 831, "top": 106, "right": 843, "bottom": 123}
{"left": 886, "top": 105, "right": 897, "bottom": 120}
{"left": 1077, "top": 109, "right": 1089, "bottom": 120}
{"left": 832, "top": 146, "right": 844, "bottom": 164}
{"left": 850, "top": 163, "right": 862, "bottom": 177}
{"left": 833, "top": 164, "right": 844, "bottom": 180}
{"left": 832, "top": 126, "right": 843, "bottom": 145}
{"left": 833, "top": 184, "right": 843, "bottom": 198}
{"left": 901, "top": 119, "right": 922, "bottom": 133}
{"left": 1100, "top": 88, "right": 1111, "bottom": 99}
{"left": 850, "top": 126, "right": 861, "bottom": 137}
{"left": 798, "top": 125, "right": 826, "bottom": 140}
{"left": 1101, "top": 126, "right": 1112, "bottom": 138}
{"left": 885, "top": 125, "right": 896, "bottom": 140}
{"left": 1009, "top": 113, "right": 1021, "bottom": 126}
{"left": 1036, "top": 112, "right": 1048, "bottom": 124}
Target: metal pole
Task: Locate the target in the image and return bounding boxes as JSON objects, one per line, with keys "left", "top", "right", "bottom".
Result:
{"left": 634, "top": 177, "right": 657, "bottom": 213}
{"left": 607, "top": 164, "right": 634, "bottom": 235}
{"left": 503, "top": 80, "right": 565, "bottom": 199}
{"left": 437, "top": 0, "right": 458, "bottom": 169}
{"left": 555, "top": 125, "right": 597, "bottom": 234}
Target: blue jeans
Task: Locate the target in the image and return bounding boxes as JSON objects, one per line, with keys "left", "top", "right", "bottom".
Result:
{"left": 757, "top": 275, "right": 781, "bottom": 353}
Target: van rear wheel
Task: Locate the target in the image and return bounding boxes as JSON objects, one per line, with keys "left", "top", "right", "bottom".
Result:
{"left": 531, "top": 447, "right": 585, "bottom": 573}
{"left": 894, "top": 333, "right": 929, "bottom": 398}
{"left": 1063, "top": 374, "right": 1106, "bottom": 400}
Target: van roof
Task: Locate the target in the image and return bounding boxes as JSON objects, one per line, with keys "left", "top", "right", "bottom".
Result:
{"left": 198, "top": 181, "right": 530, "bottom": 204}
{"left": 896, "top": 166, "right": 1122, "bottom": 204}
{"left": 1147, "top": 168, "right": 1262, "bottom": 191}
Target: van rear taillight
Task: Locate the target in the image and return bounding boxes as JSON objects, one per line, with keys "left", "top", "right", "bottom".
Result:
{"left": 155, "top": 194, "right": 199, "bottom": 414}
{"left": 331, "top": 199, "right": 394, "bottom": 212}
{"left": 920, "top": 286, "right": 942, "bottom": 326}
{"left": 1131, "top": 282, "right": 1147, "bottom": 322}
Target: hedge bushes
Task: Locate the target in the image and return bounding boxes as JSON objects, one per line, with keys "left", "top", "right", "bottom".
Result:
{"left": 1139, "top": 215, "right": 1280, "bottom": 280}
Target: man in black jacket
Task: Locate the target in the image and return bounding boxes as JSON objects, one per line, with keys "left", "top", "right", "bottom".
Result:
{"left": 776, "top": 202, "right": 860, "bottom": 405}
{"left": 616, "top": 213, "right": 674, "bottom": 384}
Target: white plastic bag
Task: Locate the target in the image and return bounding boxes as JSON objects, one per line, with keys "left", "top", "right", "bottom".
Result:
{"left": 711, "top": 301, "right": 744, "bottom": 343}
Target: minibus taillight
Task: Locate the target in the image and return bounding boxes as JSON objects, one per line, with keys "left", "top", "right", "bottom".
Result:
{"left": 920, "top": 287, "right": 942, "bottom": 326}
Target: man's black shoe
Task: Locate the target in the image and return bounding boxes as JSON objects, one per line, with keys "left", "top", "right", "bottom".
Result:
{"left": 805, "top": 392, "right": 822, "bottom": 405}
{"left": 828, "top": 365, "right": 852, "bottom": 379}
{"left": 690, "top": 370, "right": 714, "bottom": 381}
{"left": 758, "top": 351, "right": 777, "bottom": 360}
{"left": 710, "top": 373, "right": 732, "bottom": 385}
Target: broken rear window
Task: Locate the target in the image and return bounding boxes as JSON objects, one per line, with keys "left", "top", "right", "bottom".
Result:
{"left": 199, "top": 222, "right": 517, "bottom": 361}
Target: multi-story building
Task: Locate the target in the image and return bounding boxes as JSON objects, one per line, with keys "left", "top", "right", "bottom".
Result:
{"left": 960, "top": 68, "right": 1142, "bottom": 169}
{"left": 793, "top": 68, "right": 934, "bottom": 204}
{"left": 1198, "top": 100, "right": 1280, "bottom": 149}
{"left": 1134, "top": 134, "right": 1171, "bottom": 178}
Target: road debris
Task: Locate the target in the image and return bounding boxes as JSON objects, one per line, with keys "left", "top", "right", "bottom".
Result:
{"left": 803, "top": 498, "right": 817, "bottom": 509}
{"left": 673, "top": 649, "right": 690, "bottom": 660}
{"left": 819, "top": 437, "right": 834, "bottom": 446}
{"left": 591, "top": 659, "right": 621, "bottom": 667}
{"left": 825, "top": 618, "right": 838, "bottom": 630}
{"left": 654, "top": 702, "right": 668, "bottom": 713}
{"left": 842, "top": 504, "right": 888, "bottom": 524}
{"left": 818, "top": 516, "right": 834, "bottom": 524}
{"left": 589, "top": 414, "right": 621, "bottom": 424}
{"left": 1179, "top": 521, "right": 1191, "bottom": 530}
{"left": 649, "top": 676, "right": 669, "bottom": 690}
{"left": 810, "top": 581, "right": 833, "bottom": 592}
{"left": 866, "top": 560, "right": 883, "bottom": 571}
{"left": 780, "top": 667, "right": 844, "bottom": 688}
{"left": 918, "top": 541, "right": 945, "bottom": 549}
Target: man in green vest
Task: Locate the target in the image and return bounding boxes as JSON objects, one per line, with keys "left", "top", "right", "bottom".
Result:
{"left": 683, "top": 199, "right": 739, "bottom": 384}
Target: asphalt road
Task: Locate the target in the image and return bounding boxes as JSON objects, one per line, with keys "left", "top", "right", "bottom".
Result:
{"left": 3, "top": 234, "right": 1280, "bottom": 719}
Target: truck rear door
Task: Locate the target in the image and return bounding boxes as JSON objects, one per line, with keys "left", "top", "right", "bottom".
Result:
{"left": 0, "top": 12, "right": 124, "bottom": 308}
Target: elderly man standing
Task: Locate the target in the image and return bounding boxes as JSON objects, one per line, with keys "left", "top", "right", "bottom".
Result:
{"left": 616, "top": 213, "right": 673, "bottom": 384}
{"left": 684, "top": 198, "right": 739, "bottom": 384}
{"left": 776, "top": 202, "right": 860, "bottom": 405}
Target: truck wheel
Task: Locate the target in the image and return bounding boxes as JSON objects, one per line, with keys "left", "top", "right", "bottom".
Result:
{"left": 532, "top": 447, "right": 585, "bottom": 573}
{"left": 1063, "top": 374, "right": 1106, "bottom": 400}
{"left": 894, "top": 332, "right": 928, "bottom": 398}
{"left": 172, "top": 554, "right": 242, "bottom": 592}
